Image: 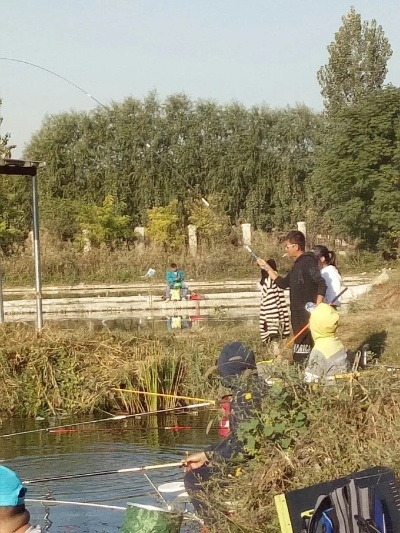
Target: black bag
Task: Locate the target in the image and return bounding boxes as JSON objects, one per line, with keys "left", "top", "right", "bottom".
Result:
{"left": 306, "top": 479, "right": 386, "bottom": 533}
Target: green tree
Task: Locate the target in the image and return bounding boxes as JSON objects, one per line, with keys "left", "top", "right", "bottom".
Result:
{"left": 78, "top": 195, "right": 132, "bottom": 248}
{"left": 317, "top": 7, "right": 392, "bottom": 113}
{"left": 310, "top": 86, "right": 400, "bottom": 249}
{"left": 146, "top": 200, "right": 186, "bottom": 250}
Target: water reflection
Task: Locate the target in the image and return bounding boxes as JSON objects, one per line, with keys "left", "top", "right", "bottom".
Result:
{"left": 1, "top": 414, "right": 217, "bottom": 532}
{"left": 17, "top": 315, "right": 258, "bottom": 333}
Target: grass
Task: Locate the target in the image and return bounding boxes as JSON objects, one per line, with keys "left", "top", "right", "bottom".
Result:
{"left": 1, "top": 231, "right": 393, "bottom": 286}
{"left": 197, "top": 269, "right": 400, "bottom": 532}
{"left": 0, "top": 268, "right": 399, "bottom": 531}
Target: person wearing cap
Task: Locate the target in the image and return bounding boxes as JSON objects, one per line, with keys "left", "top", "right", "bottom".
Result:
{"left": 182, "top": 342, "right": 266, "bottom": 524}
{"left": 0, "top": 465, "right": 41, "bottom": 533}
{"left": 304, "top": 303, "right": 348, "bottom": 384}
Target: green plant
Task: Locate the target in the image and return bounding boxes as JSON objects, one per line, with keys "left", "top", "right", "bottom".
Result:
{"left": 237, "top": 383, "right": 309, "bottom": 455}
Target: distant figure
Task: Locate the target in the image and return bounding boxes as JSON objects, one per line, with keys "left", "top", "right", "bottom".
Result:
{"left": 259, "top": 258, "right": 290, "bottom": 345}
{"left": 164, "top": 263, "right": 189, "bottom": 300}
{"left": 313, "top": 245, "right": 343, "bottom": 308}
{"left": 256, "top": 231, "right": 327, "bottom": 364}
{"left": 304, "top": 303, "right": 348, "bottom": 384}
{"left": 0, "top": 465, "right": 41, "bottom": 532}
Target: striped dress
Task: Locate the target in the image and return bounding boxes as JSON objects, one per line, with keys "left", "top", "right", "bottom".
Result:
{"left": 259, "top": 275, "right": 290, "bottom": 343}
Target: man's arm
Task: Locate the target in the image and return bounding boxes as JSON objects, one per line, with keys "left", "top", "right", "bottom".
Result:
{"left": 256, "top": 258, "right": 290, "bottom": 289}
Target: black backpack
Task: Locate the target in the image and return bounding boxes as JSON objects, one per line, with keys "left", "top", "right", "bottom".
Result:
{"left": 305, "top": 479, "right": 386, "bottom": 533}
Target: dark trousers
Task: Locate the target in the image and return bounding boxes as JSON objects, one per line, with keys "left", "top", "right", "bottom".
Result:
{"left": 291, "top": 309, "right": 313, "bottom": 364}
{"left": 184, "top": 465, "right": 213, "bottom": 515}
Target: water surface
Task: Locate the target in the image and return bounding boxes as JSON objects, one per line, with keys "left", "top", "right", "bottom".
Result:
{"left": 1, "top": 412, "right": 217, "bottom": 532}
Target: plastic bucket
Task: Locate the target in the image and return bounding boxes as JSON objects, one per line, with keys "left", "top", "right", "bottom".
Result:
{"left": 122, "top": 503, "right": 183, "bottom": 533}
{"left": 170, "top": 288, "right": 181, "bottom": 301}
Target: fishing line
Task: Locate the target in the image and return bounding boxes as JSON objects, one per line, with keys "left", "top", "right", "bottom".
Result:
{"left": 0, "top": 57, "right": 210, "bottom": 205}
{"left": 0, "top": 402, "right": 211, "bottom": 438}
{"left": 26, "top": 498, "right": 126, "bottom": 511}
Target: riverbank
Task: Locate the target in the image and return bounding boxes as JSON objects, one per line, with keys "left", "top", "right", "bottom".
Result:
{"left": 1, "top": 272, "right": 399, "bottom": 532}
{"left": 0, "top": 271, "right": 398, "bottom": 417}
{"left": 1, "top": 240, "right": 389, "bottom": 286}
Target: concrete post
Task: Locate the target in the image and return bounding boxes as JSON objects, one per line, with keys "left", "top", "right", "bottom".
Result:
{"left": 28, "top": 230, "right": 34, "bottom": 256}
{"left": 188, "top": 224, "right": 197, "bottom": 257}
{"left": 241, "top": 223, "right": 252, "bottom": 246}
{"left": 297, "top": 221, "right": 306, "bottom": 239}
{"left": 82, "top": 229, "right": 91, "bottom": 254}
{"left": 134, "top": 227, "right": 145, "bottom": 253}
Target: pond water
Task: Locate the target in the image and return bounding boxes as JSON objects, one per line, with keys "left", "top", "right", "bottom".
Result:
{"left": 1, "top": 412, "right": 218, "bottom": 532}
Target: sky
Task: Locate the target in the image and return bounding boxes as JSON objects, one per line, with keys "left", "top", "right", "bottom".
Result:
{"left": 1, "top": 0, "right": 400, "bottom": 157}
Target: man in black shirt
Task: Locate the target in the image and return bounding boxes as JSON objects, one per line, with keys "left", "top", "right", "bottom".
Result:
{"left": 257, "top": 231, "right": 326, "bottom": 364}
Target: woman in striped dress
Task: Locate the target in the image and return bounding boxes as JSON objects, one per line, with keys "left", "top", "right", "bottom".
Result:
{"left": 259, "top": 259, "right": 290, "bottom": 345}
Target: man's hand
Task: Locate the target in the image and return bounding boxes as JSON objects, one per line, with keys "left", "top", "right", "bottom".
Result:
{"left": 256, "top": 258, "right": 268, "bottom": 270}
{"left": 256, "top": 258, "right": 278, "bottom": 280}
{"left": 182, "top": 451, "right": 208, "bottom": 471}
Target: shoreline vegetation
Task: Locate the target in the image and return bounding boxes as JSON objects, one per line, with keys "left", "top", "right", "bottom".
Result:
{"left": 0, "top": 270, "right": 398, "bottom": 531}
{"left": 0, "top": 271, "right": 398, "bottom": 418}
{"left": 1, "top": 236, "right": 392, "bottom": 287}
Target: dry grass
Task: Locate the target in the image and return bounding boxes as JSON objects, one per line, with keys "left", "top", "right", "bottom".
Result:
{"left": 196, "top": 270, "right": 400, "bottom": 532}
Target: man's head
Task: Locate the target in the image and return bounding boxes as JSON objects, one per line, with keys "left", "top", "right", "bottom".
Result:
{"left": 170, "top": 263, "right": 178, "bottom": 271}
{"left": 283, "top": 230, "right": 305, "bottom": 259}
{"left": 0, "top": 466, "right": 31, "bottom": 532}
{"left": 216, "top": 342, "right": 257, "bottom": 388}
{"left": 0, "top": 466, "right": 26, "bottom": 508}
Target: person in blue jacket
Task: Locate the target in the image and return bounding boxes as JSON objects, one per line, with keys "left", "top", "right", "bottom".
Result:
{"left": 165, "top": 263, "right": 188, "bottom": 299}
{"left": 182, "top": 342, "right": 265, "bottom": 523}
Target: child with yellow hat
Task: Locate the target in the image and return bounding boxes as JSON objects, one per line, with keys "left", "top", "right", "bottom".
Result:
{"left": 304, "top": 303, "right": 348, "bottom": 383}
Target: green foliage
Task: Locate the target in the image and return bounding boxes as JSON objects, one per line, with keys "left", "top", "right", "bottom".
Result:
{"left": 23, "top": 94, "right": 321, "bottom": 240}
{"left": 318, "top": 7, "right": 392, "bottom": 113}
{"left": 78, "top": 195, "right": 132, "bottom": 247}
{"left": 188, "top": 194, "right": 230, "bottom": 244}
{"left": 237, "top": 384, "right": 309, "bottom": 455}
{"left": 146, "top": 199, "right": 186, "bottom": 250}
{"left": 310, "top": 86, "right": 400, "bottom": 249}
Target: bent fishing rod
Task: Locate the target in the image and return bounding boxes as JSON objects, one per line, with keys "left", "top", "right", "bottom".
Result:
{"left": 0, "top": 57, "right": 210, "bottom": 208}
{"left": 23, "top": 461, "right": 183, "bottom": 485}
{"left": 0, "top": 402, "right": 211, "bottom": 439}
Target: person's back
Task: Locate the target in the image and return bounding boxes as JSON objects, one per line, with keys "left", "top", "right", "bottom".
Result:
{"left": 304, "top": 303, "right": 348, "bottom": 384}
{"left": 259, "top": 259, "right": 290, "bottom": 344}
{"left": 313, "top": 245, "right": 342, "bottom": 307}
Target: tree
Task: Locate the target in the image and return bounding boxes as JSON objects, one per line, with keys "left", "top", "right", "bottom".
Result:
{"left": 146, "top": 199, "right": 186, "bottom": 250}
{"left": 310, "top": 86, "right": 400, "bottom": 249}
{"left": 317, "top": 7, "right": 392, "bottom": 113}
{"left": 78, "top": 195, "right": 132, "bottom": 248}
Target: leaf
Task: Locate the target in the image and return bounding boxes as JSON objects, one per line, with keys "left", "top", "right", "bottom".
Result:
{"left": 280, "top": 438, "right": 292, "bottom": 449}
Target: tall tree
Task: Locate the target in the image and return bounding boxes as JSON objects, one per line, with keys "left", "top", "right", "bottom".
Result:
{"left": 317, "top": 7, "right": 392, "bottom": 113}
{"left": 310, "top": 86, "right": 400, "bottom": 250}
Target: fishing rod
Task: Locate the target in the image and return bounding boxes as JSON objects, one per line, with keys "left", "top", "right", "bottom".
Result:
{"left": 285, "top": 287, "right": 348, "bottom": 348}
{"left": 0, "top": 57, "right": 210, "bottom": 207}
{"left": 23, "top": 461, "right": 183, "bottom": 484}
{"left": 49, "top": 425, "right": 198, "bottom": 434}
{"left": 0, "top": 402, "right": 211, "bottom": 439}
{"left": 112, "top": 388, "right": 216, "bottom": 405}
{"left": 26, "top": 499, "right": 126, "bottom": 511}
